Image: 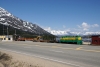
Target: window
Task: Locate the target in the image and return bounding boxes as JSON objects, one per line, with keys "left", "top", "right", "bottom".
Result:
{"left": 8, "top": 38, "right": 10, "bottom": 40}
{"left": 4, "top": 38, "right": 6, "bottom": 40}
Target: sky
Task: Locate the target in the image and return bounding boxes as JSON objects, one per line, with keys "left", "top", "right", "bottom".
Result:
{"left": 0, "top": 0, "right": 100, "bottom": 35}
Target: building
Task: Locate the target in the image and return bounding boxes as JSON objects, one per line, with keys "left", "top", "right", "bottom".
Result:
{"left": 0, "top": 35, "right": 13, "bottom": 41}
{"left": 91, "top": 35, "right": 100, "bottom": 45}
{"left": 82, "top": 36, "right": 91, "bottom": 45}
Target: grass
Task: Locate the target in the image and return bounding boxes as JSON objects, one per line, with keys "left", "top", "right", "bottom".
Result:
{"left": 0, "top": 52, "right": 42, "bottom": 67}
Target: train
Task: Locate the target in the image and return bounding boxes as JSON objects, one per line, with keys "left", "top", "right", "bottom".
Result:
{"left": 56, "top": 36, "right": 82, "bottom": 45}
{"left": 15, "top": 35, "right": 82, "bottom": 45}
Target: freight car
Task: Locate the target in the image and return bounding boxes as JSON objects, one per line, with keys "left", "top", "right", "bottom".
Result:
{"left": 59, "top": 36, "right": 82, "bottom": 45}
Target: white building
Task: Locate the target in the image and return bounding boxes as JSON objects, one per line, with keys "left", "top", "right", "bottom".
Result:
{"left": 0, "top": 35, "right": 13, "bottom": 41}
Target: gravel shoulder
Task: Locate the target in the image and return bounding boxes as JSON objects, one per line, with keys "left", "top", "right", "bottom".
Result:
{"left": 0, "top": 49, "right": 72, "bottom": 67}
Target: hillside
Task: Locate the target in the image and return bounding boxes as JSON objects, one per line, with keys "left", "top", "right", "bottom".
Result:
{"left": 0, "top": 7, "right": 52, "bottom": 37}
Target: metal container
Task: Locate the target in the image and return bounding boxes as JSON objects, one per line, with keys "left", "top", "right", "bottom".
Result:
{"left": 92, "top": 35, "right": 100, "bottom": 46}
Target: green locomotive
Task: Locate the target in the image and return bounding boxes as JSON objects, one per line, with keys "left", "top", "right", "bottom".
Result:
{"left": 60, "top": 36, "right": 82, "bottom": 45}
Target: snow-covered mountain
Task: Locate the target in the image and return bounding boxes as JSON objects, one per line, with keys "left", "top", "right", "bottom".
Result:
{"left": 45, "top": 30, "right": 100, "bottom": 36}
{"left": 0, "top": 7, "right": 50, "bottom": 35}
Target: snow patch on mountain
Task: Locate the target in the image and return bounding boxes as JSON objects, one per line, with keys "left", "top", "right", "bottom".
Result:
{"left": 44, "top": 27, "right": 100, "bottom": 36}
{"left": 0, "top": 7, "right": 50, "bottom": 35}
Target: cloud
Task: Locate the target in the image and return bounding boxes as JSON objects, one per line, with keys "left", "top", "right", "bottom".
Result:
{"left": 44, "top": 27, "right": 51, "bottom": 31}
{"left": 44, "top": 27, "right": 100, "bottom": 35}
{"left": 42, "top": 22, "right": 100, "bottom": 35}
{"left": 77, "top": 22, "right": 90, "bottom": 31}
{"left": 81, "top": 22, "right": 90, "bottom": 31}
{"left": 78, "top": 22, "right": 99, "bottom": 31}
{"left": 92, "top": 24, "right": 99, "bottom": 27}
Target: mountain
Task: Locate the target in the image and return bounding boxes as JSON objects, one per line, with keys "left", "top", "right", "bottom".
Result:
{"left": 0, "top": 7, "right": 51, "bottom": 37}
{"left": 45, "top": 29, "right": 100, "bottom": 36}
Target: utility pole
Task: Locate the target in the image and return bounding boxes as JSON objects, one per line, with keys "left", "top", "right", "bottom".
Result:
{"left": 88, "top": 34, "right": 90, "bottom": 45}
{"left": 3, "top": 24, "right": 4, "bottom": 35}
{"left": 15, "top": 29, "right": 16, "bottom": 35}
{"left": 7, "top": 18, "right": 9, "bottom": 38}
{"left": 38, "top": 27, "right": 41, "bottom": 42}
{"left": 7, "top": 26, "right": 9, "bottom": 38}
{"left": 15, "top": 29, "right": 16, "bottom": 40}
{"left": 39, "top": 28, "right": 40, "bottom": 36}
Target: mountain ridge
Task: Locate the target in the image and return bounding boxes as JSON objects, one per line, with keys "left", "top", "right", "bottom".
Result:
{"left": 0, "top": 7, "right": 51, "bottom": 36}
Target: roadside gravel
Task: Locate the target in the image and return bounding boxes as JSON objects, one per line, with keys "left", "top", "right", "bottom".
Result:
{"left": 0, "top": 50, "right": 72, "bottom": 67}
